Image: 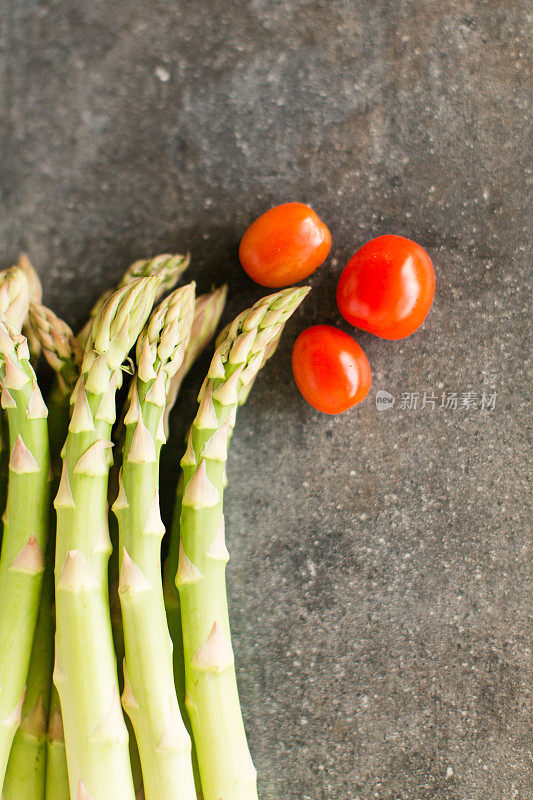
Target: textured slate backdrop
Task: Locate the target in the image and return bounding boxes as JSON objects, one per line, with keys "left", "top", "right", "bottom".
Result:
{"left": 1, "top": 2, "right": 530, "bottom": 798}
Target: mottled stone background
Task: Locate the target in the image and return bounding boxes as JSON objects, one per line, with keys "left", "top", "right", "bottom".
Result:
{"left": 1, "top": 2, "right": 531, "bottom": 798}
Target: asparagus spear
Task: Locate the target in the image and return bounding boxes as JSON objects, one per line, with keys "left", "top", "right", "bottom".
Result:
{"left": 77, "top": 253, "right": 190, "bottom": 347}
{"left": 30, "top": 268, "right": 185, "bottom": 800}
{"left": 109, "top": 284, "right": 226, "bottom": 799}
{"left": 29, "top": 302, "right": 96, "bottom": 800}
{"left": 31, "top": 294, "right": 147, "bottom": 798}
{"left": 33, "top": 251, "right": 188, "bottom": 434}
{"left": 162, "top": 286, "right": 230, "bottom": 587}
{"left": 32, "top": 251, "right": 188, "bottom": 505}
{"left": 54, "top": 277, "right": 159, "bottom": 800}
{"left": 163, "top": 293, "right": 281, "bottom": 797}
{"left": 161, "top": 285, "right": 232, "bottom": 796}
{"left": 28, "top": 302, "right": 86, "bottom": 800}
{"left": 162, "top": 473, "right": 200, "bottom": 794}
{"left": 0, "top": 267, "right": 51, "bottom": 800}
{"left": 2, "top": 567, "right": 53, "bottom": 800}
{"left": 175, "top": 287, "right": 309, "bottom": 800}
{"left": 108, "top": 282, "right": 222, "bottom": 525}
{"left": 163, "top": 318, "right": 278, "bottom": 793}
{"left": 45, "top": 690, "right": 70, "bottom": 800}
{"left": 0, "top": 318, "right": 50, "bottom": 794}
{"left": 114, "top": 283, "right": 196, "bottom": 800}
{"left": 111, "top": 284, "right": 227, "bottom": 557}
{"left": 110, "top": 284, "right": 227, "bottom": 585}
{"left": 0, "top": 266, "right": 31, "bottom": 516}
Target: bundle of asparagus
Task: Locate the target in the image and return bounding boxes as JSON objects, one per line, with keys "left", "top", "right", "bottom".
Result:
{"left": 0, "top": 253, "right": 308, "bottom": 800}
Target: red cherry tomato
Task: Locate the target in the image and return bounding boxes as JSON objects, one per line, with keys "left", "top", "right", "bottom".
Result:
{"left": 239, "top": 202, "right": 331, "bottom": 288}
{"left": 336, "top": 234, "right": 435, "bottom": 340}
{"left": 292, "top": 325, "right": 371, "bottom": 415}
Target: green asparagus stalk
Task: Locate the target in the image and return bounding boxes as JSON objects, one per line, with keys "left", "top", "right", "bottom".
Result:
{"left": 3, "top": 567, "right": 53, "bottom": 800}
{"left": 112, "top": 284, "right": 225, "bottom": 800}
{"left": 54, "top": 277, "right": 159, "bottom": 800}
{"left": 114, "top": 283, "right": 196, "bottom": 800}
{"left": 108, "top": 574, "right": 144, "bottom": 798}
{"left": 0, "top": 266, "right": 31, "bottom": 521}
{"left": 163, "top": 319, "right": 276, "bottom": 756}
{"left": 175, "top": 287, "right": 309, "bottom": 800}
{"left": 163, "top": 291, "right": 281, "bottom": 798}
{"left": 30, "top": 275, "right": 172, "bottom": 800}
{"left": 28, "top": 303, "right": 95, "bottom": 800}
{"left": 111, "top": 284, "right": 226, "bottom": 561}
{"left": 0, "top": 318, "right": 50, "bottom": 794}
{"left": 45, "top": 690, "right": 69, "bottom": 800}
{"left": 77, "top": 253, "right": 190, "bottom": 347}
{"left": 1, "top": 267, "right": 50, "bottom": 800}
{"left": 162, "top": 473, "right": 198, "bottom": 793}
{"left": 27, "top": 302, "right": 87, "bottom": 800}
{"left": 161, "top": 285, "right": 227, "bottom": 796}
{"left": 162, "top": 285, "right": 229, "bottom": 597}
{"left": 111, "top": 283, "right": 227, "bottom": 584}
{"left": 108, "top": 279, "right": 211, "bottom": 545}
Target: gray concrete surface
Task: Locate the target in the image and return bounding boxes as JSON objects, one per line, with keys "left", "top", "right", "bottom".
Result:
{"left": 1, "top": 2, "right": 531, "bottom": 798}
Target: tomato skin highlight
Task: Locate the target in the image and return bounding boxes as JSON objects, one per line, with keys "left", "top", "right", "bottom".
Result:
{"left": 336, "top": 234, "right": 435, "bottom": 340}
{"left": 292, "top": 325, "right": 371, "bottom": 415}
{"left": 239, "top": 202, "right": 331, "bottom": 288}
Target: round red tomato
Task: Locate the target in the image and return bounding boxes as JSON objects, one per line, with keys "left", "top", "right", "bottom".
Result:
{"left": 292, "top": 325, "right": 371, "bottom": 415}
{"left": 336, "top": 235, "right": 435, "bottom": 340}
{"left": 239, "top": 202, "right": 331, "bottom": 288}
